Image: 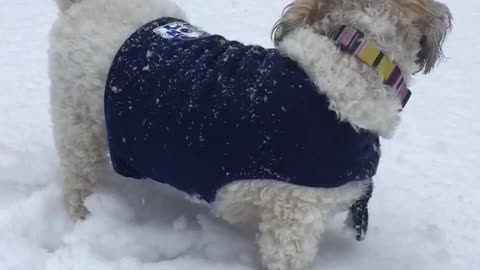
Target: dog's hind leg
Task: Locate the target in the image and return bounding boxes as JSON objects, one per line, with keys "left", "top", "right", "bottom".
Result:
{"left": 50, "top": 77, "right": 108, "bottom": 220}
{"left": 52, "top": 108, "right": 108, "bottom": 219}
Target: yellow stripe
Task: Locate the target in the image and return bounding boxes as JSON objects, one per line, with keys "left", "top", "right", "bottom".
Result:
{"left": 377, "top": 57, "right": 396, "bottom": 80}
{"left": 357, "top": 42, "right": 380, "bottom": 66}
{"left": 352, "top": 39, "right": 398, "bottom": 82}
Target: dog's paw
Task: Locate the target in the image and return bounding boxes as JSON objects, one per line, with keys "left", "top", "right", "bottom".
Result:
{"left": 68, "top": 203, "right": 90, "bottom": 221}
{"left": 65, "top": 190, "right": 91, "bottom": 221}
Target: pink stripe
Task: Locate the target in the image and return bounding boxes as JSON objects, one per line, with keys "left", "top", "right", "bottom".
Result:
{"left": 401, "top": 83, "right": 408, "bottom": 96}
{"left": 337, "top": 27, "right": 356, "bottom": 45}
{"left": 397, "top": 81, "right": 407, "bottom": 97}
{"left": 392, "top": 76, "right": 402, "bottom": 89}
{"left": 394, "top": 76, "right": 404, "bottom": 90}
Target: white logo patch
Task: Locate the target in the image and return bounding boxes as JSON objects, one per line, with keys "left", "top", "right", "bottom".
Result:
{"left": 153, "top": 22, "right": 208, "bottom": 41}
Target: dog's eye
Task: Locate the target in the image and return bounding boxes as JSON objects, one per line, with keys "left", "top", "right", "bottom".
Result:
{"left": 180, "top": 28, "right": 192, "bottom": 33}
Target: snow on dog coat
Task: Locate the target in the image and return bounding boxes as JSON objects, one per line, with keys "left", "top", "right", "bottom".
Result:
{"left": 104, "top": 18, "right": 381, "bottom": 203}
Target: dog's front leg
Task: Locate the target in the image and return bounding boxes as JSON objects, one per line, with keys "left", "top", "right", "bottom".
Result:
{"left": 257, "top": 202, "right": 328, "bottom": 270}
{"left": 344, "top": 180, "right": 373, "bottom": 241}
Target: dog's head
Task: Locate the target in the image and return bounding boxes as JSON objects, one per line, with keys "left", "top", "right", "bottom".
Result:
{"left": 273, "top": 0, "right": 452, "bottom": 75}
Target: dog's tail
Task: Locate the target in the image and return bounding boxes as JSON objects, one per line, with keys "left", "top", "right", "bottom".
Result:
{"left": 53, "top": 0, "right": 82, "bottom": 12}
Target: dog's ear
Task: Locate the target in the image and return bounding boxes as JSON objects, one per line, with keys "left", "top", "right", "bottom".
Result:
{"left": 415, "top": 1, "right": 453, "bottom": 74}
{"left": 272, "top": 0, "right": 333, "bottom": 45}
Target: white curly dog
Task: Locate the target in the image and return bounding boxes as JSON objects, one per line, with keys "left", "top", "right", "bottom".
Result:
{"left": 49, "top": 0, "right": 451, "bottom": 269}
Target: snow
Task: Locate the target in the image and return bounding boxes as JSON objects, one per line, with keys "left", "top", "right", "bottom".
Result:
{"left": 0, "top": 0, "right": 479, "bottom": 269}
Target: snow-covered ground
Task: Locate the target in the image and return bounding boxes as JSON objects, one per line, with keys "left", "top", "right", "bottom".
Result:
{"left": 0, "top": 0, "right": 478, "bottom": 269}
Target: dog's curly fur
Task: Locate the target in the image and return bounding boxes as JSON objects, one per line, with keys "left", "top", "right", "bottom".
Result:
{"left": 49, "top": 0, "right": 451, "bottom": 269}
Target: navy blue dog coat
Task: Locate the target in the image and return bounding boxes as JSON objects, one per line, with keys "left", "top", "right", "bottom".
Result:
{"left": 105, "top": 18, "right": 380, "bottom": 209}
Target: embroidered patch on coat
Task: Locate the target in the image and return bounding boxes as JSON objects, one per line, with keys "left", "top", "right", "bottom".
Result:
{"left": 153, "top": 21, "right": 208, "bottom": 40}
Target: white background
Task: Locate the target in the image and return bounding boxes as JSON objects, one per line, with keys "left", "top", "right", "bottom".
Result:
{"left": 0, "top": 0, "right": 478, "bottom": 269}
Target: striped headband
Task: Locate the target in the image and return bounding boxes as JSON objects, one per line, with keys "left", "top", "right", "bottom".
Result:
{"left": 334, "top": 25, "right": 412, "bottom": 108}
